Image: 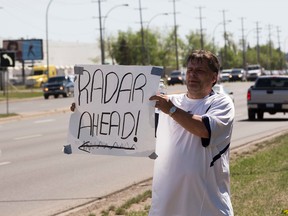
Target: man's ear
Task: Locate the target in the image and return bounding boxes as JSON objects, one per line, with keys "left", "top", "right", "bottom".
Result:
{"left": 212, "top": 72, "right": 218, "bottom": 84}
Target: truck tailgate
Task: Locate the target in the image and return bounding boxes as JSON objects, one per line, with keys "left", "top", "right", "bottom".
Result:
{"left": 251, "top": 89, "right": 288, "bottom": 103}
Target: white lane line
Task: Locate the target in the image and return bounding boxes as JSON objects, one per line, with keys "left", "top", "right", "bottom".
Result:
{"left": 14, "top": 134, "right": 42, "bottom": 140}
{"left": 0, "top": 161, "right": 11, "bottom": 166}
{"left": 34, "top": 119, "right": 55, "bottom": 124}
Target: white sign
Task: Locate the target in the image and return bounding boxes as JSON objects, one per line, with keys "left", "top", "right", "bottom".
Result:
{"left": 66, "top": 65, "right": 162, "bottom": 157}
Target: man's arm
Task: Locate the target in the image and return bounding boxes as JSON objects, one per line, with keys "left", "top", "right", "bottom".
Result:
{"left": 149, "top": 95, "right": 209, "bottom": 138}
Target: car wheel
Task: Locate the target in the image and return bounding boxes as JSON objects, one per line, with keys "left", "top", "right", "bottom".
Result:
{"left": 248, "top": 110, "right": 256, "bottom": 121}
{"left": 44, "top": 95, "right": 49, "bottom": 99}
{"left": 257, "top": 111, "right": 264, "bottom": 120}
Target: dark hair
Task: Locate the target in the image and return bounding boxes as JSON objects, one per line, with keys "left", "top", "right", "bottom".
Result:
{"left": 185, "top": 50, "right": 220, "bottom": 74}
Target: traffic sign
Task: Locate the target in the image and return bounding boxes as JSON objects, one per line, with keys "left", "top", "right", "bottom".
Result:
{"left": 0, "top": 51, "right": 15, "bottom": 67}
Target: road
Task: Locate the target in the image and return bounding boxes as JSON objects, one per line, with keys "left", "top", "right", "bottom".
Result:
{"left": 0, "top": 82, "right": 287, "bottom": 216}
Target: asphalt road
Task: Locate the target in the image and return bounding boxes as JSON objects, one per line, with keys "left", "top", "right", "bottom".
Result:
{"left": 0, "top": 82, "right": 287, "bottom": 216}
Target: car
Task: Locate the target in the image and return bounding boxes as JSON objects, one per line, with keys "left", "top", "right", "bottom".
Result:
{"left": 155, "top": 79, "right": 167, "bottom": 136}
{"left": 229, "top": 68, "right": 246, "bottom": 82}
{"left": 167, "top": 70, "right": 185, "bottom": 85}
{"left": 158, "top": 79, "right": 167, "bottom": 94}
{"left": 219, "top": 69, "right": 232, "bottom": 82}
{"left": 246, "top": 64, "right": 263, "bottom": 81}
{"left": 212, "top": 84, "right": 234, "bottom": 103}
{"left": 43, "top": 75, "right": 74, "bottom": 99}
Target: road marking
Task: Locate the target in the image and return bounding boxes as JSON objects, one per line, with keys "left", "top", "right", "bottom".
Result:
{"left": 34, "top": 119, "right": 55, "bottom": 124}
{"left": 0, "top": 161, "right": 11, "bottom": 166}
{"left": 14, "top": 134, "right": 42, "bottom": 140}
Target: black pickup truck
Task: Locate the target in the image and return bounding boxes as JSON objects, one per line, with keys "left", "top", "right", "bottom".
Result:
{"left": 43, "top": 75, "right": 74, "bottom": 99}
{"left": 247, "top": 76, "right": 288, "bottom": 120}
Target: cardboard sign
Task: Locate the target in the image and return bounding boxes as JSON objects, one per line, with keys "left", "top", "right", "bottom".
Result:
{"left": 66, "top": 65, "right": 162, "bottom": 157}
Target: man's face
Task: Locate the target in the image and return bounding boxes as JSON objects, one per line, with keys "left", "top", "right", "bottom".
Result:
{"left": 185, "top": 59, "right": 218, "bottom": 99}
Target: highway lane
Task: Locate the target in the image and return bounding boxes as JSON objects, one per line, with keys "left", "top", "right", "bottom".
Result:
{"left": 0, "top": 82, "right": 288, "bottom": 215}
{"left": 0, "top": 113, "right": 154, "bottom": 216}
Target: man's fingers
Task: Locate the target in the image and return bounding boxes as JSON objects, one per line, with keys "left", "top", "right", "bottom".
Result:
{"left": 149, "top": 95, "right": 159, "bottom": 101}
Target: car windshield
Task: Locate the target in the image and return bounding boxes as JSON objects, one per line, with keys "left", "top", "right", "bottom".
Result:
{"left": 48, "top": 76, "right": 66, "bottom": 83}
{"left": 33, "top": 70, "right": 45, "bottom": 75}
{"left": 248, "top": 66, "right": 260, "bottom": 70}
{"left": 231, "top": 70, "right": 241, "bottom": 74}
{"left": 256, "top": 78, "right": 288, "bottom": 89}
{"left": 170, "top": 71, "right": 181, "bottom": 76}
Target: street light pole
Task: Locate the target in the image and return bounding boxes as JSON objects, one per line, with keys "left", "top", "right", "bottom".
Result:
{"left": 212, "top": 20, "right": 231, "bottom": 53}
{"left": 172, "top": 0, "right": 179, "bottom": 70}
{"left": 102, "top": 4, "right": 129, "bottom": 39}
{"left": 102, "top": 4, "right": 129, "bottom": 64}
{"left": 138, "top": 0, "right": 146, "bottom": 65}
{"left": 212, "top": 22, "right": 223, "bottom": 53}
{"left": 146, "top": 13, "right": 168, "bottom": 64}
{"left": 46, "top": 0, "right": 54, "bottom": 78}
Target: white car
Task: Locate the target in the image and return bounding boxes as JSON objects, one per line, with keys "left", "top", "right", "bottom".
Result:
{"left": 212, "top": 84, "right": 234, "bottom": 103}
{"left": 219, "top": 69, "right": 232, "bottom": 82}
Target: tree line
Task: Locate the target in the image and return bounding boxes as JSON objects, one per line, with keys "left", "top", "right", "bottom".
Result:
{"left": 101, "top": 28, "right": 287, "bottom": 71}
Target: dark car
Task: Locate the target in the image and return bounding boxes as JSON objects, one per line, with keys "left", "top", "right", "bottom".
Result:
{"left": 229, "top": 68, "right": 246, "bottom": 82}
{"left": 43, "top": 75, "right": 74, "bottom": 99}
{"left": 167, "top": 70, "right": 185, "bottom": 85}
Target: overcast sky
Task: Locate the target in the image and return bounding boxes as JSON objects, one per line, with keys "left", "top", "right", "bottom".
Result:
{"left": 1, "top": 0, "right": 288, "bottom": 52}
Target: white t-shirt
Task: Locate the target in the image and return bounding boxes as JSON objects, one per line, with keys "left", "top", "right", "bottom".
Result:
{"left": 149, "top": 91, "right": 235, "bottom": 216}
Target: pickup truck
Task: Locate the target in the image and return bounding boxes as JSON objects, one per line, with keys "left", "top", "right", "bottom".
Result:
{"left": 247, "top": 76, "right": 288, "bottom": 120}
{"left": 43, "top": 75, "right": 74, "bottom": 99}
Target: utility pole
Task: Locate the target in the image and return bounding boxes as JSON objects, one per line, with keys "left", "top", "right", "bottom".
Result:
{"left": 221, "top": 10, "right": 228, "bottom": 68}
{"left": 172, "top": 0, "right": 179, "bottom": 70}
{"left": 196, "top": 6, "right": 205, "bottom": 50}
{"left": 268, "top": 24, "right": 272, "bottom": 70}
{"left": 96, "top": 0, "right": 105, "bottom": 64}
{"left": 255, "top": 21, "right": 261, "bottom": 64}
{"left": 276, "top": 26, "right": 281, "bottom": 50}
{"left": 240, "top": 17, "right": 246, "bottom": 70}
{"left": 138, "top": 0, "right": 146, "bottom": 65}
{"left": 276, "top": 26, "right": 283, "bottom": 69}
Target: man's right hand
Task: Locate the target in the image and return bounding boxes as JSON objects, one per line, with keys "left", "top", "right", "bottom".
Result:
{"left": 70, "top": 102, "right": 75, "bottom": 112}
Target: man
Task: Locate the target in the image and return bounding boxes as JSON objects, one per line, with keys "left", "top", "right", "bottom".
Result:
{"left": 149, "top": 50, "right": 234, "bottom": 216}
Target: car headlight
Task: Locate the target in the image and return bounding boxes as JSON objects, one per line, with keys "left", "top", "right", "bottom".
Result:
{"left": 60, "top": 86, "right": 64, "bottom": 90}
{"left": 167, "top": 77, "right": 171, "bottom": 81}
{"left": 44, "top": 87, "right": 48, "bottom": 92}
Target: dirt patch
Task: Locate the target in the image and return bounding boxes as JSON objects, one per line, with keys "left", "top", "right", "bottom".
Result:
{"left": 58, "top": 180, "right": 152, "bottom": 216}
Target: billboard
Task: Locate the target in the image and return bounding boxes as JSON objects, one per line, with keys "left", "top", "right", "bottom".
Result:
{"left": 2, "top": 39, "right": 43, "bottom": 61}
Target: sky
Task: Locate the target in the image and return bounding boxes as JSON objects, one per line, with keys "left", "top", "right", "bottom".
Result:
{"left": 1, "top": 0, "right": 288, "bottom": 52}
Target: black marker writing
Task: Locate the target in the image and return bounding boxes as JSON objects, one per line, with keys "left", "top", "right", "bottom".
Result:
{"left": 78, "top": 68, "right": 147, "bottom": 106}
{"left": 77, "top": 110, "right": 141, "bottom": 140}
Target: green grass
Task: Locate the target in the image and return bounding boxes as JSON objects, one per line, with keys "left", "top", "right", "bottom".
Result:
{"left": 0, "top": 113, "right": 18, "bottom": 118}
{"left": 0, "top": 91, "right": 42, "bottom": 101}
{"left": 230, "top": 134, "right": 288, "bottom": 215}
{"left": 93, "top": 133, "right": 288, "bottom": 216}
